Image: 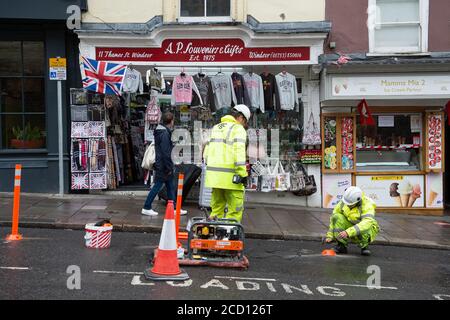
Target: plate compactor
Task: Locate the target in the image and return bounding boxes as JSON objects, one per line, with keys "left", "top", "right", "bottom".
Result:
{"left": 177, "top": 209, "right": 249, "bottom": 269}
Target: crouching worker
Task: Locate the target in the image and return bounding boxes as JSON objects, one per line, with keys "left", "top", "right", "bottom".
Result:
{"left": 325, "top": 186, "right": 379, "bottom": 256}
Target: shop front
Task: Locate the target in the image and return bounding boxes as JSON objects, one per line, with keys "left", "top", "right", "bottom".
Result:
{"left": 0, "top": 0, "right": 85, "bottom": 194}
{"left": 73, "top": 22, "right": 329, "bottom": 206}
{"left": 321, "top": 70, "right": 449, "bottom": 215}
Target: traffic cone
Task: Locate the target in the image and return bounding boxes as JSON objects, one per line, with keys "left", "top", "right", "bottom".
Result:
{"left": 144, "top": 200, "right": 189, "bottom": 281}
{"left": 322, "top": 249, "right": 337, "bottom": 256}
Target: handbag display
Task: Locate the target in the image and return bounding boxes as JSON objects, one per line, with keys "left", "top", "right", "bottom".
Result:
{"left": 146, "top": 96, "right": 161, "bottom": 124}
{"left": 288, "top": 162, "right": 306, "bottom": 192}
{"left": 302, "top": 112, "right": 321, "bottom": 146}
{"left": 292, "top": 164, "right": 317, "bottom": 196}
{"left": 141, "top": 142, "right": 155, "bottom": 170}
{"left": 274, "top": 160, "right": 290, "bottom": 192}
{"left": 260, "top": 162, "right": 276, "bottom": 193}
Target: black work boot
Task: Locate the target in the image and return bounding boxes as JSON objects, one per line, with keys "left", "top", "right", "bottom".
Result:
{"left": 333, "top": 243, "right": 348, "bottom": 254}
{"left": 361, "top": 247, "right": 371, "bottom": 256}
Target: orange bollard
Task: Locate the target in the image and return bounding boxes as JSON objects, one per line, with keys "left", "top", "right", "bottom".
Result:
{"left": 6, "top": 164, "right": 23, "bottom": 241}
{"left": 175, "top": 173, "right": 184, "bottom": 247}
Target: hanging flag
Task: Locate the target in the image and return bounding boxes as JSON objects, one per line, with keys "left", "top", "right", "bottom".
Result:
{"left": 80, "top": 56, "right": 127, "bottom": 95}
{"left": 357, "top": 99, "right": 375, "bottom": 126}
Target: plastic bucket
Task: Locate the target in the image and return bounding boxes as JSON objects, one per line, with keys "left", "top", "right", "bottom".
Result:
{"left": 84, "top": 223, "right": 113, "bottom": 249}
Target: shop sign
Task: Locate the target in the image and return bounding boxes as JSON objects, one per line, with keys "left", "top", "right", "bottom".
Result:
{"left": 49, "top": 57, "right": 67, "bottom": 80}
{"left": 322, "top": 174, "right": 352, "bottom": 208}
{"left": 356, "top": 175, "right": 424, "bottom": 208}
{"left": 331, "top": 74, "right": 450, "bottom": 97}
{"left": 426, "top": 173, "right": 443, "bottom": 208}
{"left": 96, "top": 39, "right": 310, "bottom": 63}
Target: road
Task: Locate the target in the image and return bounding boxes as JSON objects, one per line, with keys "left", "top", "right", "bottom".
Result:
{"left": 0, "top": 227, "right": 449, "bottom": 300}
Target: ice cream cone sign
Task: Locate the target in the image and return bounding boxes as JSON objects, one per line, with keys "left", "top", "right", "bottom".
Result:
{"left": 408, "top": 184, "right": 421, "bottom": 207}
{"left": 428, "top": 179, "right": 441, "bottom": 207}
{"left": 389, "top": 183, "right": 402, "bottom": 207}
{"left": 398, "top": 180, "right": 413, "bottom": 208}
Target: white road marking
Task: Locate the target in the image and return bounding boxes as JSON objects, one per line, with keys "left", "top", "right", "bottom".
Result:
{"left": 214, "top": 276, "right": 277, "bottom": 282}
{"left": 131, "top": 275, "right": 154, "bottom": 286}
{"left": 0, "top": 266, "right": 30, "bottom": 270}
{"left": 334, "top": 283, "right": 398, "bottom": 290}
{"left": 93, "top": 270, "right": 143, "bottom": 275}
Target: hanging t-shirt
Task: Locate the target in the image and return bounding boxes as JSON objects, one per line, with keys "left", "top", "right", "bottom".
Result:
{"left": 260, "top": 72, "right": 277, "bottom": 111}
{"left": 210, "top": 73, "right": 237, "bottom": 110}
{"left": 243, "top": 72, "right": 265, "bottom": 113}
{"left": 146, "top": 68, "right": 166, "bottom": 92}
{"left": 171, "top": 74, "right": 203, "bottom": 106}
{"left": 122, "top": 68, "right": 143, "bottom": 94}
{"left": 275, "top": 72, "right": 299, "bottom": 111}
{"left": 192, "top": 74, "right": 215, "bottom": 110}
{"left": 231, "top": 72, "right": 249, "bottom": 105}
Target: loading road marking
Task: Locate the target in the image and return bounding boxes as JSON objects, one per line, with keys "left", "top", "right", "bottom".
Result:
{"left": 0, "top": 266, "right": 30, "bottom": 270}
{"left": 334, "top": 283, "right": 398, "bottom": 290}
{"left": 214, "top": 276, "right": 277, "bottom": 282}
{"left": 93, "top": 270, "right": 143, "bottom": 275}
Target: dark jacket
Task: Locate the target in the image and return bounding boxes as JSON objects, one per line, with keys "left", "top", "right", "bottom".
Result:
{"left": 153, "top": 124, "right": 174, "bottom": 182}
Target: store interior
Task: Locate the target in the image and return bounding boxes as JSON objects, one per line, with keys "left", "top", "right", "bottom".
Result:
{"left": 70, "top": 64, "right": 309, "bottom": 193}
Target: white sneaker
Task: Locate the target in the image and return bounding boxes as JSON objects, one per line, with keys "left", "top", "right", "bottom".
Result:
{"left": 180, "top": 209, "right": 188, "bottom": 216}
{"left": 141, "top": 208, "right": 158, "bottom": 216}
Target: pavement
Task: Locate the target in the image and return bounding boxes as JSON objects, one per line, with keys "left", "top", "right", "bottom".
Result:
{"left": 0, "top": 192, "right": 450, "bottom": 250}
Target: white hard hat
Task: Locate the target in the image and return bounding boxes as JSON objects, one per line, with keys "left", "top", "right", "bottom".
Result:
{"left": 342, "top": 186, "right": 363, "bottom": 206}
{"left": 233, "top": 104, "right": 251, "bottom": 122}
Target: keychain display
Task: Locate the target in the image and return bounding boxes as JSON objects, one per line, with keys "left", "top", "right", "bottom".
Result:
{"left": 324, "top": 117, "right": 337, "bottom": 170}
{"left": 341, "top": 117, "right": 354, "bottom": 170}
{"left": 427, "top": 114, "right": 443, "bottom": 169}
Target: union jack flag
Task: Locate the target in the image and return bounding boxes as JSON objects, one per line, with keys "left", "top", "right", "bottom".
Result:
{"left": 81, "top": 56, "right": 126, "bottom": 95}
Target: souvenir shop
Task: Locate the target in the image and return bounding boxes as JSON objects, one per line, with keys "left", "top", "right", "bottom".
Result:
{"left": 320, "top": 68, "right": 449, "bottom": 215}
{"left": 74, "top": 25, "right": 328, "bottom": 207}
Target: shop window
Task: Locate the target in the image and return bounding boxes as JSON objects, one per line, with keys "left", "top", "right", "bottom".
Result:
{"left": 368, "top": 0, "right": 428, "bottom": 54}
{"left": 180, "top": 0, "right": 232, "bottom": 22}
{"left": 322, "top": 114, "right": 356, "bottom": 172}
{"left": 356, "top": 114, "right": 423, "bottom": 171}
{"left": 0, "top": 41, "right": 46, "bottom": 150}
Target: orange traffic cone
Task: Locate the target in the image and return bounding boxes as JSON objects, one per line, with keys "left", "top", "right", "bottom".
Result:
{"left": 144, "top": 200, "right": 189, "bottom": 281}
{"left": 322, "top": 249, "right": 337, "bottom": 256}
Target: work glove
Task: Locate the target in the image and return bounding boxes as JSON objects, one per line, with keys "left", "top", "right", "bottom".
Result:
{"left": 240, "top": 176, "right": 248, "bottom": 186}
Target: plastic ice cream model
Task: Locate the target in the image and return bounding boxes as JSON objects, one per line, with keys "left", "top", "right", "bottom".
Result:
{"left": 389, "top": 183, "right": 401, "bottom": 207}
{"left": 428, "top": 178, "right": 441, "bottom": 206}
{"left": 408, "top": 184, "right": 421, "bottom": 207}
{"left": 324, "top": 184, "right": 339, "bottom": 208}
{"left": 398, "top": 180, "right": 413, "bottom": 207}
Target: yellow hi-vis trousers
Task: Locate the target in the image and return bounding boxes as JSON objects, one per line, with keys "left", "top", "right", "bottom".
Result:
{"left": 210, "top": 188, "right": 244, "bottom": 223}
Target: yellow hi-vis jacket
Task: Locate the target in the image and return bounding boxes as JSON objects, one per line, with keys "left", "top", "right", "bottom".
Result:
{"left": 204, "top": 115, "right": 248, "bottom": 191}
{"left": 326, "top": 194, "right": 379, "bottom": 239}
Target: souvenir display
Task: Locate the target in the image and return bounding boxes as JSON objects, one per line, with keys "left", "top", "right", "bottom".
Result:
{"left": 341, "top": 117, "right": 354, "bottom": 170}
{"left": 67, "top": 66, "right": 311, "bottom": 195}
{"left": 323, "top": 117, "right": 337, "bottom": 170}
{"left": 427, "top": 114, "right": 443, "bottom": 170}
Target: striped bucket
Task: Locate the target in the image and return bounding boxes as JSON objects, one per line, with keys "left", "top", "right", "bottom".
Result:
{"left": 84, "top": 223, "right": 113, "bottom": 249}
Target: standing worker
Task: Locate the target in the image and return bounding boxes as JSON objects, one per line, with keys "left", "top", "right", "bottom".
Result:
{"left": 204, "top": 104, "right": 250, "bottom": 223}
{"left": 141, "top": 112, "right": 187, "bottom": 216}
{"left": 324, "top": 186, "right": 379, "bottom": 256}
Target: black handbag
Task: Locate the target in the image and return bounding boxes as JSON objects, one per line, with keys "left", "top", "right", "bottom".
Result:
{"left": 292, "top": 164, "right": 317, "bottom": 196}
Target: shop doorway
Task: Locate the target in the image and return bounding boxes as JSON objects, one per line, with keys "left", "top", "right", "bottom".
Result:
{"left": 70, "top": 64, "right": 307, "bottom": 198}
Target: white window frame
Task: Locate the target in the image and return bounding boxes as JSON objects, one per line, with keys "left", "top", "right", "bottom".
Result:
{"left": 368, "top": 0, "right": 429, "bottom": 54}
{"left": 178, "top": 0, "right": 232, "bottom": 23}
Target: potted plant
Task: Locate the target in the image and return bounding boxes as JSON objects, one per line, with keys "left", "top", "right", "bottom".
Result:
{"left": 10, "top": 123, "right": 45, "bottom": 149}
